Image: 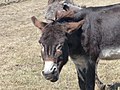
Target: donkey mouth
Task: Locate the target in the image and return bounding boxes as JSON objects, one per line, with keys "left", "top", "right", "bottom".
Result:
{"left": 43, "top": 69, "right": 59, "bottom": 82}
{"left": 50, "top": 76, "right": 58, "bottom": 82}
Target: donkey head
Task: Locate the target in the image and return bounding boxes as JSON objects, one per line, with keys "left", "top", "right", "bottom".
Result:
{"left": 45, "top": 0, "right": 85, "bottom": 21}
{"left": 31, "top": 16, "right": 84, "bottom": 82}
{"left": 45, "top": 0, "right": 74, "bottom": 21}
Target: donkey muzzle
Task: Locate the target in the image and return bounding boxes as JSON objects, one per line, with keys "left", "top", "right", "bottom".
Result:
{"left": 42, "top": 61, "right": 59, "bottom": 82}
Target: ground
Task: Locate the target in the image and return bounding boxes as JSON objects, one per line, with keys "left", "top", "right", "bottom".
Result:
{"left": 0, "top": 0, "right": 120, "bottom": 90}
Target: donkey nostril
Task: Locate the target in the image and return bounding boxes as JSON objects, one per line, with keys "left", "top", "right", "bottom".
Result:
{"left": 42, "top": 71, "right": 44, "bottom": 75}
{"left": 52, "top": 68, "right": 57, "bottom": 74}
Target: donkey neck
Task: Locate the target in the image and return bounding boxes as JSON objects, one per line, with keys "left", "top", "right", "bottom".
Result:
{"left": 67, "top": 29, "right": 86, "bottom": 58}
{"left": 67, "top": 29, "right": 90, "bottom": 70}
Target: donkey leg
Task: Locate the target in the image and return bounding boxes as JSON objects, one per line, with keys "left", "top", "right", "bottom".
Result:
{"left": 76, "top": 66, "right": 86, "bottom": 90}
{"left": 76, "top": 64, "right": 95, "bottom": 90}
{"left": 86, "top": 63, "right": 96, "bottom": 90}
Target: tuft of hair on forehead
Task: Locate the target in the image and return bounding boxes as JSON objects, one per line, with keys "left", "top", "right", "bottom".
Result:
{"left": 41, "top": 22, "right": 66, "bottom": 43}
{"left": 41, "top": 27, "right": 66, "bottom": 45}
{"left": 44, "top": 23, "right": 66, "bottom": 35}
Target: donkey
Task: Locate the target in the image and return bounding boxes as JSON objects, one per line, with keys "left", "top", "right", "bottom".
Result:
{"left": 31, "top": 5, "right": 120, "bottom": 90}
{"left": 31, "top": 14, "right": 97, "bottom": 90}
{"left": 31, "top": 16, "right": 90, "bottom": 89}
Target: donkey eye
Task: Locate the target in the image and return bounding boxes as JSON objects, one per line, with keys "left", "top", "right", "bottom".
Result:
{"left": 56, "top": 44, "right": 63, "bottom": 50}
{"left": 40, "top": 44, "right": 44, "bottom": 49}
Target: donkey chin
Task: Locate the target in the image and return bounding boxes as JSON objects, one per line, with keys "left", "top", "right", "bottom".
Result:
{"left": 43, "top": 70, "right": 59, "bottom": 82}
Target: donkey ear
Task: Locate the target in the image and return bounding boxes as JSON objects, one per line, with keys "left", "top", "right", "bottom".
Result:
{"left": 55, "top": 10, "right": 74, "bottom": 20}
{"left": 65, "top": 20, "right": 85, "bottom": 33}
{"left": 31, "top": 16, "right": 48, "bottom": 31}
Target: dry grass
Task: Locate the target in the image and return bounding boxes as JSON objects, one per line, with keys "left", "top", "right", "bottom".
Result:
{"left": 0, "top": 0, "right": 120, "bottom": 90}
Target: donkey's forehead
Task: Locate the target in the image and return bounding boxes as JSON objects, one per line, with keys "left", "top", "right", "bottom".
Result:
{"left": 40, "top": 34, "right": 66, "bottom": 45}
{"left": 40, "top": 23, "right": 66, "bottom": 45}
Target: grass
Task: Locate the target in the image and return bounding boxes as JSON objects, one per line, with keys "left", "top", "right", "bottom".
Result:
{"left": 0, "top": 0, "right": 120, "bottom": 90}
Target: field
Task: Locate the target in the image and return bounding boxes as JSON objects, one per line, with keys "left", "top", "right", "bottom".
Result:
{"left": 0, "top": 0, "right": 120, "bottom": 90}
